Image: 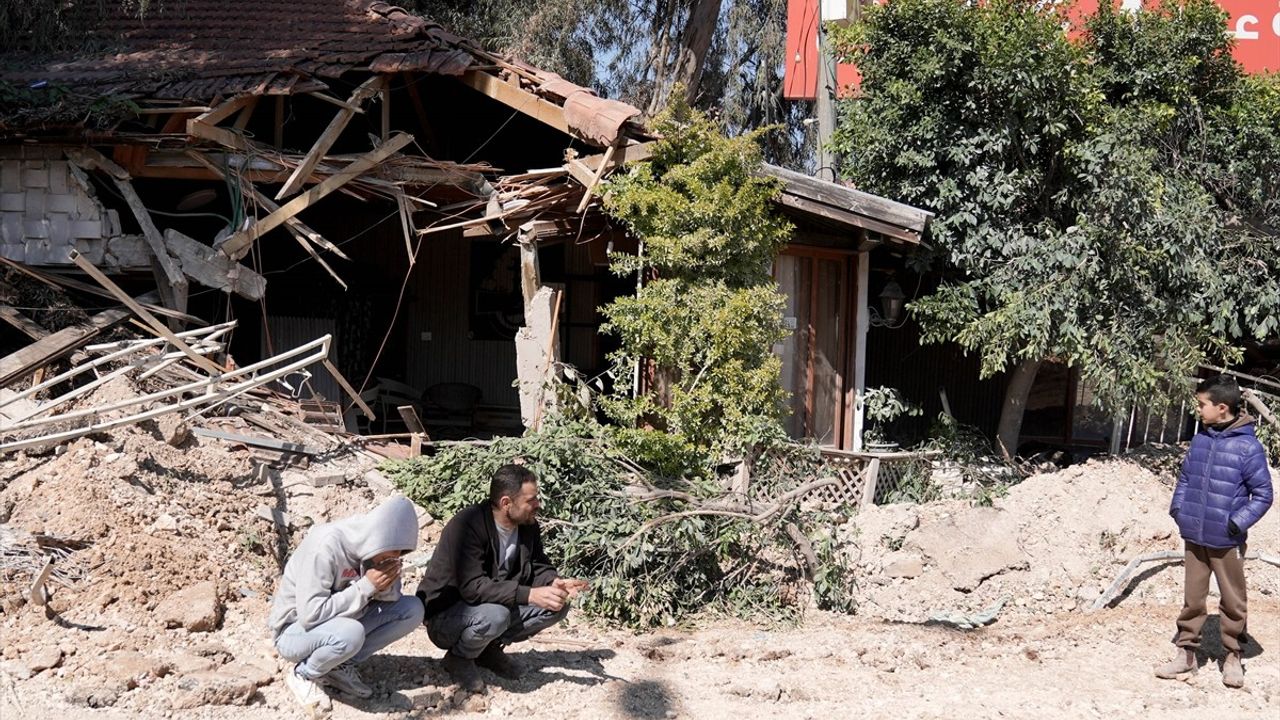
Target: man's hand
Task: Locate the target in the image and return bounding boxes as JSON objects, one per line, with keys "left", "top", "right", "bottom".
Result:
{"left": 552, "top": 577, "right": 590, "bottom": 598}
{"left": 529, "top": 585, "right": 569, "bottom": 612}
{"left": 365, "top": 558, "right": 401, "bottom": 592}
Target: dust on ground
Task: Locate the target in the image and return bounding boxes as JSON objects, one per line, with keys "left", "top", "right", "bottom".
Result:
{"left": 0, "top": 401, "right": 1277, "bottom": 719}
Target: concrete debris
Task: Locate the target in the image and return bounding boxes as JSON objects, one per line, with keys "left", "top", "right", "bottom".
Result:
{"left": 154, "top": 581, "right": 223, "bottom": 632}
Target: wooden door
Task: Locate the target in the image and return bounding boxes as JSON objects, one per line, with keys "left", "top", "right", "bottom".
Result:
{"left": 776, "top": 248, "right": 854, "bottom": 447}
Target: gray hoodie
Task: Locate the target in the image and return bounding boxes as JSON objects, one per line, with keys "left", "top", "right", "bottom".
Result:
{"left": 267, "top": 495, "right": 419, "bottom": 636}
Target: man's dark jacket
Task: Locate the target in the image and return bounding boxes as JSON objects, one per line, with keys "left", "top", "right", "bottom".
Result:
{"left": 416, "top": 502, "right": 559, "bottom": 619}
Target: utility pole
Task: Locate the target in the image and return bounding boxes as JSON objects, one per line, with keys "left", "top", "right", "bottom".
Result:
{"left": 815, "top": 20, "right": 837, "bottom": 181}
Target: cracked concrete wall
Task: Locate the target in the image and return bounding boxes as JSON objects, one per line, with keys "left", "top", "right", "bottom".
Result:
{"left": 0, "top": 145, "right": 149, "bottom": 270}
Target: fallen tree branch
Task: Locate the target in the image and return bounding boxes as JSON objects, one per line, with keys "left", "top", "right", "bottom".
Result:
{"left": 786, "top": 522, "right": 818, "bottom": 582}
{"left": 1088, "top": 551, "right": 1182, "bottom": 613}
{"left": 617, "top": 478, "right": 838, "bottom": 551}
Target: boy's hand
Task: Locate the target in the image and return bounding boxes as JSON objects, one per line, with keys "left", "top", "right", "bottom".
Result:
{"left": 366, "top": 558, "right": 401, "bottom": 592}
{"left": 1228, "top": 520, "right": 1242, "bottom": 537}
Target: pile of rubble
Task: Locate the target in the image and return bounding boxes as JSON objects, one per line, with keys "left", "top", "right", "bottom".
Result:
{"left": 843, "top": 456, "right": 1280, "bottom": 624}
{"left": 0, "top": 354, "right": 433, "bottom": 711}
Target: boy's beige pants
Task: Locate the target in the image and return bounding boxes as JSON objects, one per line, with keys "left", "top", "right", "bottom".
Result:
{"left": 1175, "top": 541, "right": 1247, "bottom": 654}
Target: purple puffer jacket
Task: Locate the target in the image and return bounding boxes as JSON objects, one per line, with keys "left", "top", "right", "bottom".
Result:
{"left": 1171, "top": 416, "right": 1274, "bottom": 549}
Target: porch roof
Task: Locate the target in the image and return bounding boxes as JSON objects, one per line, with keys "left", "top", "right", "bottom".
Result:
{"left": 761, "top": 164, "right": 932, "bottom": 246}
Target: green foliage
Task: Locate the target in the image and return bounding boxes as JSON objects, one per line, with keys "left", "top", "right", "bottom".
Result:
{"left": 382, "top": 417, "right": 848, "bottom": 628}
{"left": 1258, "top": 419, "right": 1280, "bottom": 467}
{"left": 831, "top": 0, "right": 1280, "bottom": 414}
{"left": 600, "top": 100, "right": 794, "bottom": 454}
{"left": 861, "top": 386, "right": 922, "bottom": 445}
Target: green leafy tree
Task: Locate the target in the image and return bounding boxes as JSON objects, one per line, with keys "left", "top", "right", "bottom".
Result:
{"left": 831, "top": 0, "right": 1280, "bottom": 454}
{"left": 600, "top": 100, "right": 794, "bottom": 454}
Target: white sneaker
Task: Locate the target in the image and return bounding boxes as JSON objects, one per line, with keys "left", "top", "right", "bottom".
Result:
{"left": 285, "top": 664, "right": 333, "bottom": 712}
{"left": 320, "top": 662, "right": 374, "bottom": 698}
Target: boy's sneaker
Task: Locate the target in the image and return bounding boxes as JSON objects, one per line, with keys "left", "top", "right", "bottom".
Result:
{"left": 476, "top": 642, "right": 525, "bottom": 679}
{"left": 442, "top": 651, "right": 485, "bottom": 692}
{"left": 1154, "top": 647, "right": 1197, "bottom": 679}
{"left": 285, "top": 664, "right": 333, "bottom": 712}
{"left": 1222, "top": 652, "right": 1245, "bottom": 688}
{"left": 320, "top": 661, "right": 374, "bottom": 698}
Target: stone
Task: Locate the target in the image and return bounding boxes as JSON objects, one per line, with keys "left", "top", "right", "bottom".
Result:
{"left": 237, "top": 659, "right": 277, "bottom": 688}
{"left": 157, "top": 416, "right": 190, "bottom": 447}
{"left": 191, "top": 642, "right": 232, "bottom": 663}
{"left": 150, "top": 513, "right": 179, "bottom": 534}
{"left": 461, "top": 693, "right": 489, "bottom": 713}
{"left": 363, "top": 469, "right": 395, "bottom": 495}
{"left": 304, "top": 468, "right": 346, "bottom": 488}
{"left": 104, "top": 651, "right": 171, "bottom": 689}
{"left": 27, "top": 647, "right": 63, "bottom": 673}
{"left": 170, "top": 654, "right": 218, "bottom": 675}
{"left": 884, "top": 554, "right": 925, "bottom": 579}
{"left": 154, "top": 581, "right": 223, "bottom": 632}
{"left": 66, "top": 684, "right": 121, "bottom": 708}
{"left": 908, "top": 508, "right": 1028, "bottom": 592}
{"left": 1, "top": 661, "right": 32, "bottom": 680}
{"left": 172, "top": 670, "right": 258, "bottom": 708}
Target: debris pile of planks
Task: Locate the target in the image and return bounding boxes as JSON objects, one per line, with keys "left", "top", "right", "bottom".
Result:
{"left": 0, "top": 254, "right": 370, "bottom": 460}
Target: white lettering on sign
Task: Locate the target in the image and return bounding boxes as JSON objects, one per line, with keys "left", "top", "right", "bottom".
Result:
{"left": 1232, "top": 12, "right": 1280, "bottom": 40}
{"left": 1235, "top": 14, "right": 1259, "bottom": 40}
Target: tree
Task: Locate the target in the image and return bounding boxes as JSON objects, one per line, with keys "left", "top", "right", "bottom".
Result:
{"left": 831, "top": 0, "right": 1280, "bottom": 455}
{"left": 599, "top": 100, "right": 794, "bottom": 454}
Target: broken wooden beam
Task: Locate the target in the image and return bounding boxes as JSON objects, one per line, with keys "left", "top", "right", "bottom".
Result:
{"left": 63, "top": 148, "right": 189, "bottom": 315}
{"left": 69, "top": 251, "right": 225, "bottom": 376}
{"left": 0, "top": 304, "right": 49, "bottom": 341}
{"left": 0, "top": 256, "right": 201, "bottom": 325}
{"left": 219, "top": 132, "right": 414, "bottom": 259}
{"left": 277, "top": 76, "right": 386, "bottom": 199}
{"left": 162, "top": 229, "right": 267, "bottom": 300}
{"left": 321, "top": 359, "right": 376, "bottom": 421}
{"left": 0, "top": 297, "right": 148, "bottom": 386}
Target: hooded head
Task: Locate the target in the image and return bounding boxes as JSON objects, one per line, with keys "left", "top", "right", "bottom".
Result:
{"left": 336, "top": 495, "right": 419, "bottom": 560}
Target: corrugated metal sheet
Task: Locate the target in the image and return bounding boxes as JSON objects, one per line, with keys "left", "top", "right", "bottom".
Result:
{"left": 406, "top": 233, "right": 519, "bottom": 408}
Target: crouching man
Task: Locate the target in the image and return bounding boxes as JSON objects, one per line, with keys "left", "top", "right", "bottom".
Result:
{"left": 268, "top": 495, "right": 424, "bottom": 711}
{"left": 417, "top": 464, "right": 588, "bottom": 690}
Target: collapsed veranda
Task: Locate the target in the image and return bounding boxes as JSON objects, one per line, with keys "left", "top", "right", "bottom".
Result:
{"left": 0, "top": 0, "right": 935, "bottom": 455}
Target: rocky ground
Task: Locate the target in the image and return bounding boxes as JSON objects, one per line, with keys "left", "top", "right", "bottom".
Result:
{"left": 0, "top": 389, "right": 1277, "bottom": 719}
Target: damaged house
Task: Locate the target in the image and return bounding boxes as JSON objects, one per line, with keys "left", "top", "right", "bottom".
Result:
{"left": 0, "top": 0, "right": 933, "bottom": 455}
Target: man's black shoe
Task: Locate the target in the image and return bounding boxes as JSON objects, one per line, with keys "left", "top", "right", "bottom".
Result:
{"left": 442, "top": 651, "right": 485, "bottom": 692}
{"left": 475, "top": 643, "right": 525, "bottom": 679}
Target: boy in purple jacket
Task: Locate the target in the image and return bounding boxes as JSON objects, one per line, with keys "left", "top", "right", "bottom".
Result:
{"left": 1155, "top": 375, "right": 1273, "bottom": 688}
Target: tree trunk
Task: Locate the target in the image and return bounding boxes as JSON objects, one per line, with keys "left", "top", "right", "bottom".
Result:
{"left": 646, "top": 0, "right": 722, "bottom": 116}
{"left": 996, "top": 357, "right": 1042, "bottom": 460}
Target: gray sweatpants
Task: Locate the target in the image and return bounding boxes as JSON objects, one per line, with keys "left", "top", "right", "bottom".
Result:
{"left": 275, "top": 596, "right": 424, "bottom": 679}
{"left": 426, "top": 601, "right": 568, "bottom": 659}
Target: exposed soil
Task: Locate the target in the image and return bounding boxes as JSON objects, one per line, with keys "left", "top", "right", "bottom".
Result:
{"left": 0, "top": 396, "right": 1276, "bottom": 719}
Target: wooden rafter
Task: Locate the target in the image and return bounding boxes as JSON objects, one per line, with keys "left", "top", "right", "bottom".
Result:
{"left": 457, "top": 70, "right": 573, "bottom": 138}
{"left": 277, "top": 75, "right": 386, "bottom": 199}
{"left": 218, "top": 132, "right": 414, "bottom": 259}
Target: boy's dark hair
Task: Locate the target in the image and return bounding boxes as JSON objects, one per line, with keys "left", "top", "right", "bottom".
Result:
{"left": 1196, "top": 375, "right": 1241, "bottom": 414}
{"left": 489, "top": 464, "right": 537, "bottom": 507}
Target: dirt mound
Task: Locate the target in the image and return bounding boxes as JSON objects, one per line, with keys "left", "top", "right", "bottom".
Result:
{"left": 0, "top": 374, "right": 404, "bottom": 712}
{"left": 847, "top": 456, "right": 1280, "bottom": 623}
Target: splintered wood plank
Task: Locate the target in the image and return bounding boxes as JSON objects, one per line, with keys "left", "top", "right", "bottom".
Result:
{"left": 0, "top": 298, "right": 150, "bottom": 386}
{"left": 162, "top": 229, "right": 267, "bottom": 300}
{"left": 277, "top": 76, "right": 386, "bottom": 199}
{"left": 0, "top": 304, "right": 49, "bottom": 341}
{"left": 63, "top": 148, "right": 188, "bottom": 312}
{"left": 219, "top": 132, "right": 413, "bottom": 259}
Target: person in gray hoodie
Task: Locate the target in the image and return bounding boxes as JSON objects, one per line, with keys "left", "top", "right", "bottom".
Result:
{"left": 268, "top": 495, "right": 424, "bottom": 711}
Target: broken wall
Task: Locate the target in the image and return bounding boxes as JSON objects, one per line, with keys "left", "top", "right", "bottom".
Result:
{"left": 0, "top": 145, "right": 150, "bottom": 270}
